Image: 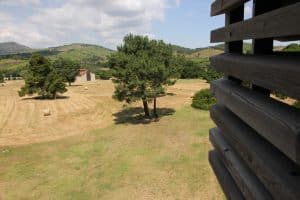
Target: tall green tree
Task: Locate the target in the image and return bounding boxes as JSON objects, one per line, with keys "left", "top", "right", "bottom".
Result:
{"left": 0, "top": 71, "right": 4, "bottom": 83}
{"left": 44, "top": 71, "right": 67, "bottom": 99}
{"left": 147, "top": 40, "right": 177, "bottom": 117}
{"left": 19, "top": 54, "right": 67, "bottom": 99}
{"left": 52, "top": 58, "right": 80, "bottom": 86}
{"left": 108, "top": 34, "right": 177, "bottom": 118}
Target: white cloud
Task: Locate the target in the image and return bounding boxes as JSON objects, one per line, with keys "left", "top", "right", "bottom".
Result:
{"left": 0, "top": 0, "right": 40, "bottom": 6}
{"left": 0, "top": 13, "right": 12, "bottom": 22}
{"left": 0, "top": 0, "right": 179, "bottom": 48}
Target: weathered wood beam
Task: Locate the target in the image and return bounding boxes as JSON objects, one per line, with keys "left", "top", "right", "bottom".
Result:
{"left": 211, "top": 105, "right": 300, "bottom": 200}
{"left": 210, "top": 53, "right": 300, "bottom": 100}
{"left": 209, "top": 150, "right": 245, "bottom": 200}
{"left": 210, "top": 79, "right": 300, "bottom": 164}
{"left": 210, "top": 128, "right": 272, "bottom": 199}
{"left": 251, "top": 0, "right": 278, "bottom": 97}
{"left": 225, "top": 4, "right": 244, "bottom": 54}
{"left": 211, "top": 2, "right": 300, "bottom": 42}
{"left": 211, "top": 0, "right": 249, "bottom": 16}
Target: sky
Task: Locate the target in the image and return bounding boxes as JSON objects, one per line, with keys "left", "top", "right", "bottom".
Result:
{"left": 0, "top": 0, "right": 254, "bottom": 49}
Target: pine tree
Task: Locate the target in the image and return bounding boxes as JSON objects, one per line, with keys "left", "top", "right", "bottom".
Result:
{"left": 108, "top": 34, "right": 177, "bottom": 118}
{"left": 52, "top": 58, "right": 80, "bottom": 86}
{"left": 0, "top": 71, "right": 4, "bottom": 83}
{"left": 19, "top": 54, "right": 67, "bottom": 99}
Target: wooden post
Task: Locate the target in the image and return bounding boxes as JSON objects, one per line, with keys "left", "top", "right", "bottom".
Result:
{"left": 209, "top": 1, "right": 300, "bottom": 198}
{"left": 250, "top": 0, "right": 282, "bottom": 95}
{"left": 225, "top": 6, "right": 244, "bottom": 84}
{"left": 225, "top": 6, "right": 244, "bottom": 54}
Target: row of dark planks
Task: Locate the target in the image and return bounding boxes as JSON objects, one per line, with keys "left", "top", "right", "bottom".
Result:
{"left": 209, "top": 0, "right": 300, "bottom": 199}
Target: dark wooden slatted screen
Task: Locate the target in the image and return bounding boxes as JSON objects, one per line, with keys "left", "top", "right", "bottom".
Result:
{"left": 209, "top": 1, "right": 300, "bottom": 199}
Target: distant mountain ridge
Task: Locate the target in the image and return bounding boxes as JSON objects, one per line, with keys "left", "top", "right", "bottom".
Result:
{"left": 0, "top": 42, "right": 114, "bottom": 56}
{"left": 0, "top": 42, "right": 32, "bottom": 55}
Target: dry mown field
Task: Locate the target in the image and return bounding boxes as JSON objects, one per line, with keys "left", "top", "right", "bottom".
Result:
{"left": 0, "top": 79, "right": 209, "bottom": 146}
{"left": 0, "top": 79, "right": 226, "bottom": 199}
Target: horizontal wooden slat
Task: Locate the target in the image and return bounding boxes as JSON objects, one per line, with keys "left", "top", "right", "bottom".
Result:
{"left": 209, "top": 150, "right": 245, "bottom": 200}
{"left": 211, "top": 105, "right": 300, "bottom": 200}
{"left": 211, "top": 2, "right": 300, "bottom": 42}
{"left": 211, "top": 0, "right": 249, "bottom": 16}
{"left": 211, "top": 79, "right": 300, "bottom": 164}
{"left": 210, "top": 128, "right": 272, "bottom": 200}
{"left": 210, "top": 53, "right": 300, "bottom": 100}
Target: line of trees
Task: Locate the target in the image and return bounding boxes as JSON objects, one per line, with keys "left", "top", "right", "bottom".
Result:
{"left": 177, "top": 57, "right": 222, "bottom": 82}
{"left": 19, "top": 54, "right": 80, "bottom": 99}
{"left": 0, "top": 67, "right": 24, "bottom": 80}
{"left": 108, "top": 34, "right": 179, "bottom": 118}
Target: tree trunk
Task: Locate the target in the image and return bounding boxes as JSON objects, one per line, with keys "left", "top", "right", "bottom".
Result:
{"left": 69, "top": 82, "right": 71, "bottom": 86}
{"left": 53, "top": 92, "right": 57, "bottom": 99}
{"left": 142, "top": 100, "right": 150, "bottom": 118}
{"left": 153, "top": 97, "right": 158, "bottom": 118}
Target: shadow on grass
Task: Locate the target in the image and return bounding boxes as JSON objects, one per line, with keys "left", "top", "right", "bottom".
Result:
{"left": 166, "top": 92, "right": 176, "bottom": 96}
{"left": 113, "top": 107, "right": 175, "bottom": 125}
{"left": 68, "top": 84, "right": 83, "bottom": 87}
{"left": 21, "top": 95, "right": 70, "bottom": 101}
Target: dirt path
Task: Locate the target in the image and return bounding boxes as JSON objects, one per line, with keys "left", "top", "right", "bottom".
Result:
{"left": 0, "top": 79, "right": 209, "bottom": 146}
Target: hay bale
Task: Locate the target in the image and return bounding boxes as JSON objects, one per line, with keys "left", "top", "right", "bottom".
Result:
{"left": 43, "top": 109, "right": 51, "bottom": 116}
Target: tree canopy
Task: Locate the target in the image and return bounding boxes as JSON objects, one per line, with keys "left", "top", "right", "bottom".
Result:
{"left": 108, "top": 34, "right": 178, "bottom": 118}
{"left": 19, "top": 54, "right": 67, "bottom": 99}
{"left": 0, "top": 71, "right": 3, "bottom": 83}
{"left": 177, "top": 57, "right": 221, "bottom": 82}
{"left": 52, "top": 57, "right": 80, "bottom": 86}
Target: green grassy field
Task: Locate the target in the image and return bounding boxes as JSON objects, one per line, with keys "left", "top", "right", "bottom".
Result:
{"left": 0, "top": 106, "right": 223, "bottom": 200}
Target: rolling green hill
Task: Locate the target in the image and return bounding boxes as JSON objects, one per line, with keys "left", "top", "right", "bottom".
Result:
{"left": 49, "top": 43, "right": 113, "bottom": 58}
{"left": 171, "top": 44, "right": 225, "bottom": 61}
{"left": 186, "top": 48, "right": 223, "bottom": 61}
{"left": 0, "top": 42, "right": 32, "bottom": 56}
{"left": 0, "top": 41, "right": 293, "bottom": 78}
{"left": 171, "top": 45, "right": 195, "bottom": 54}
{"left": 47, "top": 43, "right": 114, "bottom": 71}
{"left": 0, "top": 43, "right": 114, "bottom": 75}
{"left": 283, "top": 43, "right": 300, "bottom": 52}
{"left": 171, "top": 43, "right": 226, "bottom": 55}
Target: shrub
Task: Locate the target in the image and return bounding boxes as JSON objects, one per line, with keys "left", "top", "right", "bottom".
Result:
{"left": 294, "top": 101, "right": 300, "bottom": 109}
{"left": 201, "top": 65, "right": 222, "bottom": 83}
{"left": 192, "top": 89, "right": 216, "bottom": 110}
{"left": 96, "top": 70, "right": 113, "bottom": 80}
{"left": 273, "top": 91, "right": 287, "bottom": 100}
